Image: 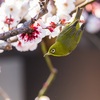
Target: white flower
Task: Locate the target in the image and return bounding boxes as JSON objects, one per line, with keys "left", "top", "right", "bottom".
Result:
{"left": 12, "top": 22, "right": 46, "bottom": 52}
{"left": 44, "top": 15, "right": 60, "bottom": 38}
{"left": 18, "top": 1, "right": 30, "bottom": 19}
{"left": 0, "top": 50, "right": 4, "bottom": 53}
{"left": 12, "top": 40, "right": 38, "bottom": 52}
{"left": 55, "top": 0, "right": 76, "bottom": 20}
{"left": 86, "top": 15, "right": 100, "bottom": 34}
{"left": 1, "top": 0, "right": 20, "bottom": 17}
{"left": 28, "top": 0, "right": 40, "bottom": 18}
{"left": 0, "top": 40, "right": 5, "bottom": 53}
{"left": 47, "top": 0, "right": 56, "bottom": 15}
{"left": 0, "top": 22, "right": 9, "bottom": 33}
{"left": 0, "top": 0, "right": 24, "bottom": 29}
{"left": 45, "top": 26, "right": 60, "bottom": 39}
{"left": 35, "top": 96, "right": 50, "bottom": 100}
{"left": 46, "top": 16, "right": 59, "bottom": 24}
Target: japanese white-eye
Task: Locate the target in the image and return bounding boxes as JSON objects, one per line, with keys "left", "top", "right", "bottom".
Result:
{"left": 45, "top": 7, "right": 84, "bottom": 57}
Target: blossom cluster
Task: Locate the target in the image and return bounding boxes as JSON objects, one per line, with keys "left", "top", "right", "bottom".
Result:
{"left": 85, "top": 1, "right": 100, "bottom": 34}
{"left": 0, "top": 0, "right": 76, "bottom": 52}
{"left": 0, "top": 0, "right": 99, "bottom": 53}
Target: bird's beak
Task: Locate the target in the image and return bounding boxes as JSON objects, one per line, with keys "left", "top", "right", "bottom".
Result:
{"left": 44, "top": 52, "right": 51, "bottom": 57}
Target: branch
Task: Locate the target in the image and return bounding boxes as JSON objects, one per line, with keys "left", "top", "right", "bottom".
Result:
{"left": 70, "top": 0, "right": 95, "bottom": 15}
{"left": 0, "top": 0, "right": 49, "bottom": 40}
{"left": 23, "top": 0, "right": 49, "bottom": 27}
{"left": 38, "top": 40, "right": 57, "bottom": 97}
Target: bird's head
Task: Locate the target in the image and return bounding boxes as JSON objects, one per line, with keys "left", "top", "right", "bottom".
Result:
{"left": 44, "top": 42, "right": 70, "bottom": 57}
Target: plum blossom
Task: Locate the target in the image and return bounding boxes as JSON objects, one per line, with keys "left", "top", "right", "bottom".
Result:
{"left": 0, "top": 0, "right": 77, "bottom": 52}
{"left": 0, "top": 0, "right": 30, "bottom": 31}
{"left": 0, "top": 0, "right": 20, "bottom": 28}
{"left": 86, "top": 15, "right": 100, "bottom": 34}
{"left": 55, "top": 0, "right": 76, "bottom": 20}
{"left": 25, "top": 0, "right": 40, "bottom": 20}
{"left": 0, "top": 22, "right": 8, "bottom": 33}
{"left": 12, "top": 40, "right": 38, "bottom": 52}
{"left": 35, "top": 96, "right": 50, "bottom": 100}
{"left": 12, "top": 22, "right": 46, "bottom": 52}
{"left": 85, "top": 1, "right": 100, "bottom": 18}
{"left": 44, "top": 15, "right": 61, "bottom": 39}
{"left": 18, "top": 0, "right": 30, "bottom": 20}
{"left": 0, "top": 40, "right": 5, "bottom": 53}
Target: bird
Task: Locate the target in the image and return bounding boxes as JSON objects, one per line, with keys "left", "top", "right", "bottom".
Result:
{"left": 45, "top": 7, "right": 84, "bottom": 57}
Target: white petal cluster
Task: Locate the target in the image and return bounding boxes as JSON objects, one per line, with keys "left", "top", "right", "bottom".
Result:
{"left": 12, "top": 22, "right": 46, "bottom": 52}
{"left": 0, "top": 0, "right": 30, "bottom": 32}
{"left": 35, "top": 96, "right": 50, "bottom": 100}
{"left": 0, "top": 40, "right": 5, "bottom": 53}
{"left": 55, "top": 0, "right": 76, "bottom": 20}
{"left": 25, "top": 0, "right": 40, "bottom": 20}
{"left": 45, "top": 15, "right": 60, "bottom": 38}
{"left": 12, "top": 40, "right": 38, "bottom": 52}
{"left": 0, "top": 0, "right": 76, "bottom": 52}
{"left": 86, "top": 15, "right": 100, "bottom": 34}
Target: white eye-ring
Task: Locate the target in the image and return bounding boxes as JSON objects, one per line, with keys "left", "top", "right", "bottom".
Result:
{"left": 50, "top": 49, "right": 55, "bottom": 53}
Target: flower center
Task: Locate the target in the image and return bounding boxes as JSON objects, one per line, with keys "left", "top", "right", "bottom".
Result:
{"left": 20, "top": 24, "right": 40, "bottom": 41}
{"left": 4, "top": 16, "right": 14, "bottom": 25}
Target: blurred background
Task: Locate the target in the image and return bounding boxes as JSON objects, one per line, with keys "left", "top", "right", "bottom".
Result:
{"left": 0, "top": 0, "right": 100, "bottom": 100}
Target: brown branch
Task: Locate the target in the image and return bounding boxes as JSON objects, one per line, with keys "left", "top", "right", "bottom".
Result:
{"left": 0, "top": 0, "right": 49, "bottom": 40}
{"left": 7, "top": 36, "right": 18, "bottom": 43}
{"left": 0, "top": 27, "right": 30, "bottom": 40}
{"left": 18, "top": 0, "right": 49, "bottom": 27}
{"left": 39, "top": 40, "right": 57, "bottom": 97}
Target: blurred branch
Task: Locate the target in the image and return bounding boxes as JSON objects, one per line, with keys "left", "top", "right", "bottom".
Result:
{"left": 0, "top": 87, "right": 10, "bottom": 100}
{"left": 23, "top": 0, "right": 49, "bottom": 27}
{"left": 75, "top": 0, "right": 85, "bottom": 7}
{"left": 39, "top": 40, "right": 57, "bottom": 97}
{"left": 7, "top": 36, "right": 18, "bottom": 43}
{"left": 70, "top": 0, "right": 95, "bottom": 15}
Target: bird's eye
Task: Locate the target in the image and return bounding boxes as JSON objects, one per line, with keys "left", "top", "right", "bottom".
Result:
{"left": 50, "top": 49, "right": 55, "bottom": 53}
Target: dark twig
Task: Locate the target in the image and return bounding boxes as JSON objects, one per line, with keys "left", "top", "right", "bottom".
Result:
{"left": 39, "top": 40, "right": 57, "bottom": 97}
{"left": 70, "top": 0, "right": 94, "bottom": 15}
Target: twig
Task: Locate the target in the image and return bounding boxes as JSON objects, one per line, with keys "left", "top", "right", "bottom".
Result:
{"left": 0, "top": 87, "right": 10, "bottom": 100}
{"left": 36, "top": 0, "right": 57, "bottom": 98}
{"left": 7, "top": 36, "right": 18, "bottom": 43}
{"left": 38, "top": 40, "right": 57, "bottom": 97}
{"left": 22, "top": 0, "right": 49, "bottom": 27}
{"left": 70, "top": 0, "right": 95, "bottom": 15}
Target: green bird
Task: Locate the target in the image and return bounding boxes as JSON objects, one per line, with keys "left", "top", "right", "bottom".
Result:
{"left": 45, "top": 7, "right": 84, "bottom": 57}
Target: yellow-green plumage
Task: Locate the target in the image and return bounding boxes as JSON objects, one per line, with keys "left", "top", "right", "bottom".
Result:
{"left": 45, "top": 8, "right": 83, "bottom": 57}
